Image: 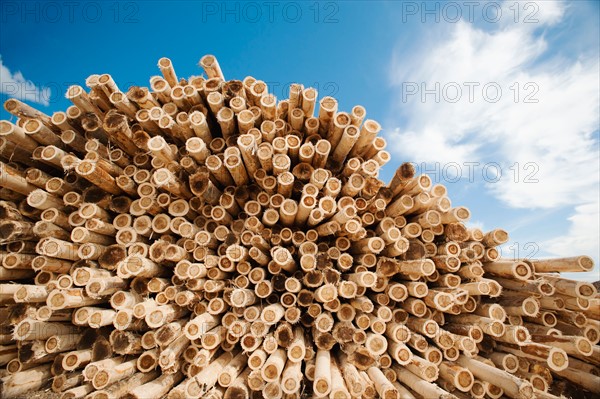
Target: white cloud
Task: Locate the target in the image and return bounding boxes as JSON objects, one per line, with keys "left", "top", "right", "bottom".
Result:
{"left": 545, "top": 199, "right": 600, "bottom": 282}
{"left": 0, "top": 55, "right": 51, "bottom": 106}
{"left": 544, "top": 200, "right": 599, "bottom": 258}
{"left": 385, "top": 126, "right": 479, "bottom": 165}
{"left": 386, "top": 1, "right": 599, "bottom": 265}
{"left": 465, "top": 220, "right": 485, "bottom": 232}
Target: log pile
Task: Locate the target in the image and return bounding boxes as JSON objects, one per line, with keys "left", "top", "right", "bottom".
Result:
{"left": 0, "top": 55, "right": 598, "bottom": 399}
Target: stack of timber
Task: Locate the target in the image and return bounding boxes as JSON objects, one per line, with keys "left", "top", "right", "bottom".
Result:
{"left": 0, "top": 55, "right": 598, "bottom": 399}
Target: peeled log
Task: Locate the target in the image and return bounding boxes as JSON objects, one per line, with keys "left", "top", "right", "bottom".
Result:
{"left": 0, "top": 364, "right": 52, "bottom": 398}
{"left": 124, "top": 371, "right": 183, "bottom": 399}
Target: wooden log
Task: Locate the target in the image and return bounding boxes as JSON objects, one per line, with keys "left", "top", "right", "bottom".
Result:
{"left": 89, "top": 371, "right": 159, "bottom": 399}
{"left": 553, "top": 366, "right": 600, "bottom": 392}
{"left": 483, "top": 260, "right": 532, "bottom": 281}
{"left": 124, "top": 371, "right": 183, "bottom": 399}
{"left": 0, "top": 364, "right": 52, "bottom": 398}
{"left": 367, "top": 366, "right": 398, "bottom": 399}
{"left": 496, "top": 343, "right": 569, "bottom": 372}
{"left": 456, "top": 356, "right": 534, "bottom": 399}
{"left": 313, "top": 349, "right": 332, "bottom": 397}
{"left": 394, "top": 366, "right": 455, "bottom": 399}
{"left": 186, "top": 351, "right": 234, "bottom": 397}
{"left": 0, "top": 162, "right": 38, "bottom": 196}
{"left": 532, "top": 256, "right": 594, "bottom": 273}
{"left": 92, "top": 358, "right": 138, "bottom": 389}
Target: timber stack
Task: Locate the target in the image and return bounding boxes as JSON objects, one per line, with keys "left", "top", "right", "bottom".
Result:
{"left": 0, "top": 55, "right": 598, "bottom": 399}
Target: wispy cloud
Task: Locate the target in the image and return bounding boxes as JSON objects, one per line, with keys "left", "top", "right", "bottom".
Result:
{"left": 0, "top": 55, "right": 51, "bottom": 106}
{"left": 386, "top": 1, "right": 599, "bottom": 270}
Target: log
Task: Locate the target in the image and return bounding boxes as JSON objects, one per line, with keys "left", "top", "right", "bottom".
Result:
{"left": 124, "top": 371, "right": 183, "bottom": 399}
{"left": 456, "top": 355, "right": 534, "bottom": 399}
{"left": 532, "top": 256, "right": 594, "bottom": 273}
{"left": 0, "top": 364, "right": 52, "bottom": 398}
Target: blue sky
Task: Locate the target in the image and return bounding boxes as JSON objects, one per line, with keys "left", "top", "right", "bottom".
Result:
{"left": 1, "top": 1, "right": 599, "bottom": 280}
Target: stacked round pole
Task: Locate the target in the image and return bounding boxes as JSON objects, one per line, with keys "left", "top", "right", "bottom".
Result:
{"left": 0, "top": 56, "right": 598, "bottom": 399}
